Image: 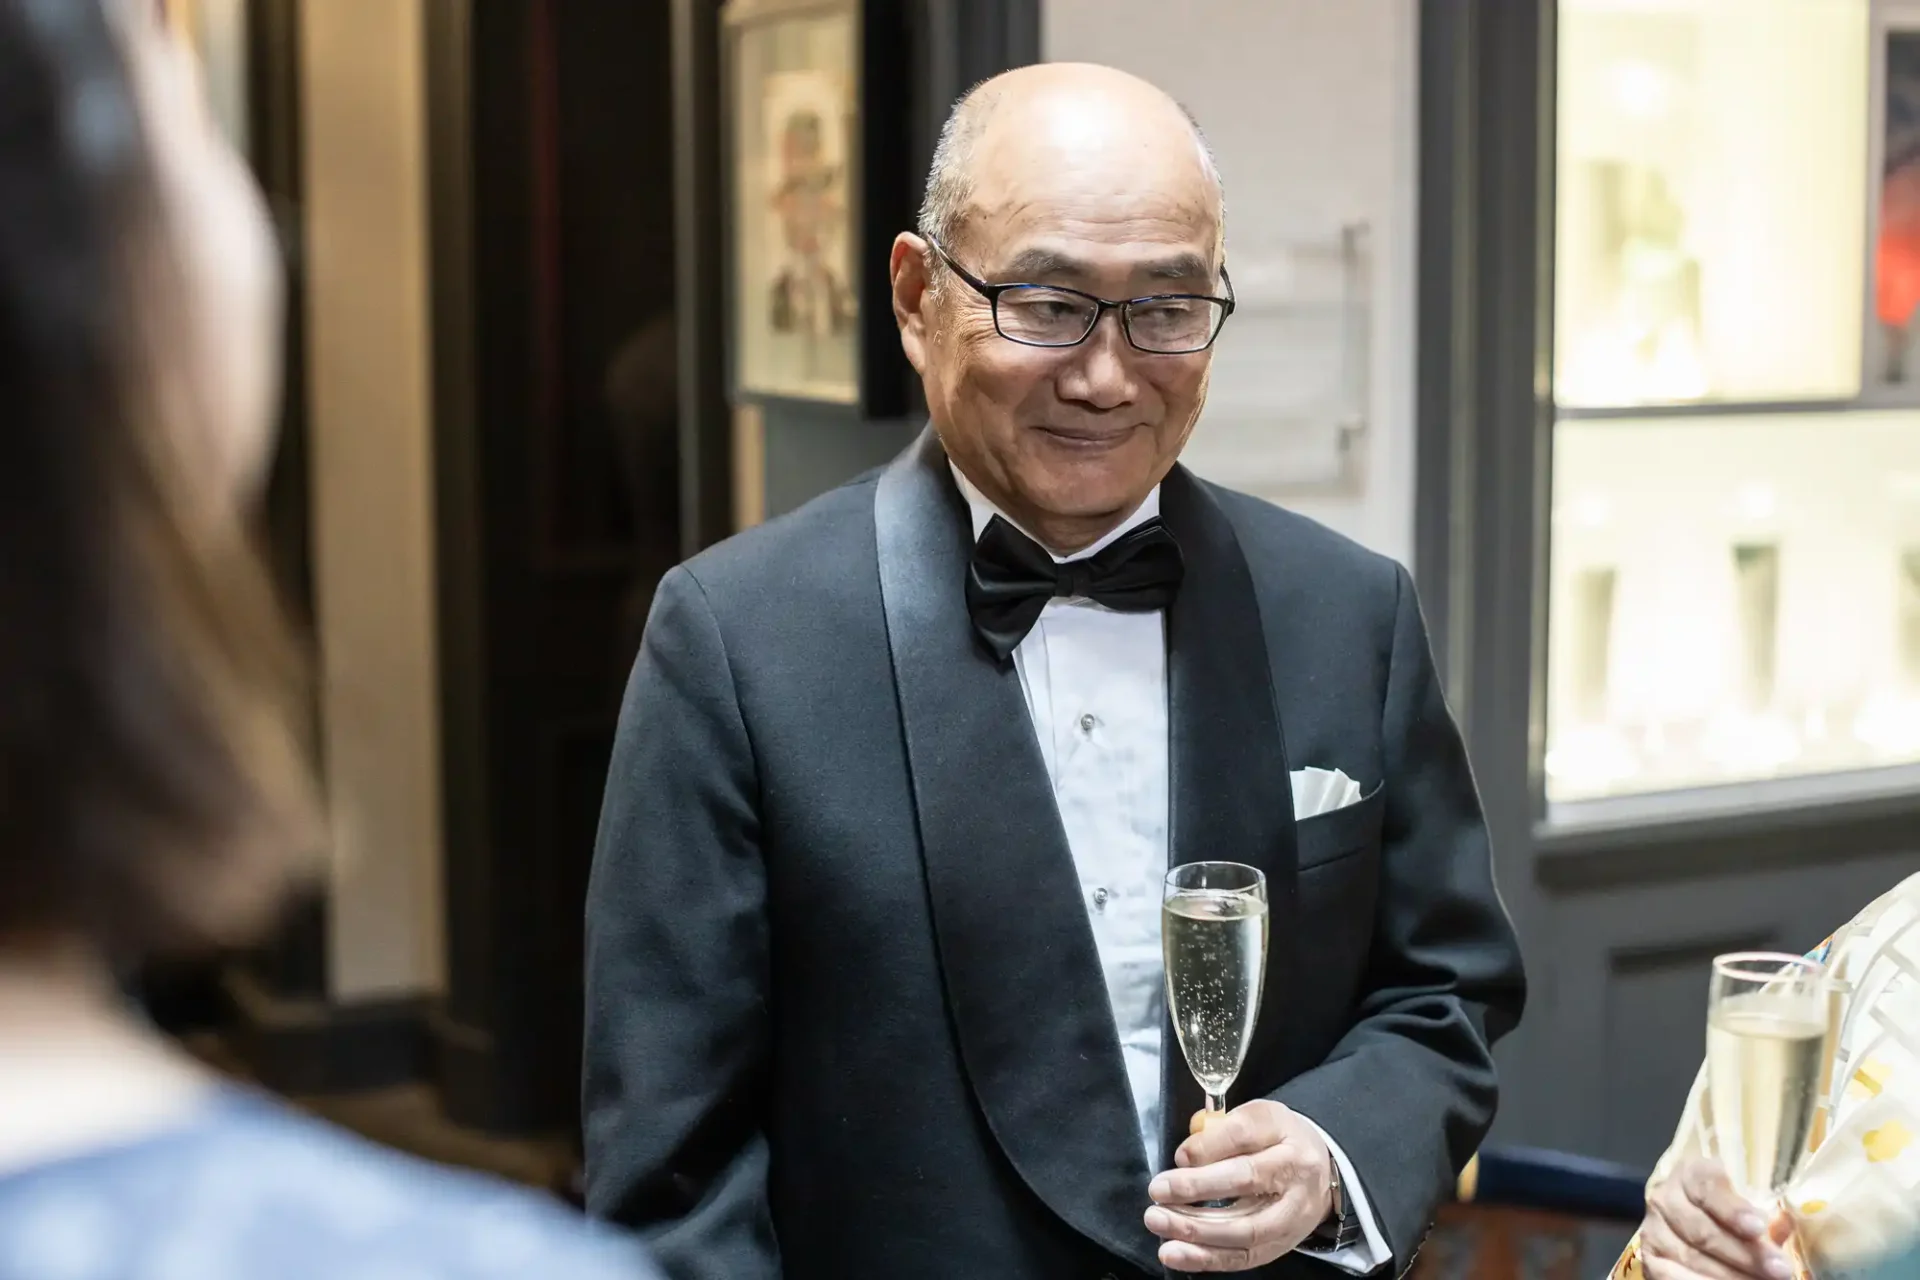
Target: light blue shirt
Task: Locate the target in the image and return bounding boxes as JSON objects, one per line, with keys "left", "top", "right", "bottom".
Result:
{"left": 0, "top": 1088, "right": 658, "bottom": 1280}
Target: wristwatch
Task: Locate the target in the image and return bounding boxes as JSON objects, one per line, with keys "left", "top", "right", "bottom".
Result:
{"left": 1305, "top": 1155, "right": 1363, "bottom": 1251}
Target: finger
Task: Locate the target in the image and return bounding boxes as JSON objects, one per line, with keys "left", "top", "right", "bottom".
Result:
{"left": 1679, "top": 1161, "right": 1770, "bottom": 1240}
{"left": 1151, "top": 1198, "right": 1303, "bottom": 1273}
{"left": 1653, "top": 1188, "right": 1780, "bottom": 1276}
{"left": 1159, "top": 1238, "right": 1267, "bottom": 1273}
{"left": 1643, "top": 1214, "right": 1782, "bottom": 1280}
{"left": 1642, "top": 1219, "right": 1741, "bottom": 1280}
{"left": 1152, "top": 1189, "right": 1305, "bottom": 1274}
{"left": 1154, "top": 1144, "right": 1326, "bottom": 1206}
{"left": 1176, "top": 1105, "right": 1286, "bottom": 1169}
{"left": 1147, "top": 1185, "right": 1318, "bottom": 1253}
{"left": 1768, "top": 1211, "right": 1794, "bottom": 1246}
{"left": 1150, "top": 1155, "right": 1263, "bottom": 1206}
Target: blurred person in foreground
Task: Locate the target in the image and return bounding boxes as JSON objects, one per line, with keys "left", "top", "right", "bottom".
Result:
{"left": 1614, "top": 871, "right": 1920, "bottom": 1280}
{"left": 585, "top": 61, "right": 1524, "bottom": 1279}
{"left": 0, "top": 3, "right": 656, "bottom": 1277}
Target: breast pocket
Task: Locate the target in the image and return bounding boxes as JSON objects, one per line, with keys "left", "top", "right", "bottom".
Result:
{"left": 1294, "top": 780, "right": 1384, "bottom": 871}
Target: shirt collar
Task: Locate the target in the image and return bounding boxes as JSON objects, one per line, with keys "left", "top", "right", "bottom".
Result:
{"left": 949, "top": 462, "right": 1161, "bottom": 565}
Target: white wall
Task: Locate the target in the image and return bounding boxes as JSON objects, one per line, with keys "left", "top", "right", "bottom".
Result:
{"left": 1043, "top": 0, "right": 1420, "bottom": 565}
{"left": 299, "top": 0, "right": 446, "bottom": 1002}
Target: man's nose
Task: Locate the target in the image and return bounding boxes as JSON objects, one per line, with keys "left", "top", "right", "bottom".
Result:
{"left": 1058, "top": 311, "right": 1138, "bottom": 410}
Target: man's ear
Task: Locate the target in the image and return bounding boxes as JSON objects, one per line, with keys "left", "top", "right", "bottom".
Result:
{"left": 891, "top": 232, "right": 932, "bottom": 373}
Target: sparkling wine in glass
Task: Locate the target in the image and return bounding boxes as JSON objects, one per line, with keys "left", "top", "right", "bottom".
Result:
{"left": 1705, "top": 952, "right": 1831, "bottom": 1206}
{"left": 1162, "top": 861, "right": 1269, "bottom": 1216}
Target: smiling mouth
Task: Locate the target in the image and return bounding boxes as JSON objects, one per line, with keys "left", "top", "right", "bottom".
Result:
{"left": 1035, "top": 424, "right": 1136, "bottom": 449}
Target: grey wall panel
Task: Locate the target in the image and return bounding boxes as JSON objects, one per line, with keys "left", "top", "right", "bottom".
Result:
{"left": 761, "top": 405, "right": 921, "bottom": 518}
{"left": 1538, "top": 851, "right": 1918, "bottom": 1161}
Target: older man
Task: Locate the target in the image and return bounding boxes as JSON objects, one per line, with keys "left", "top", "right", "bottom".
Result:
{"left": 583, "top": 63, "right": 1525, "bottom": 1279}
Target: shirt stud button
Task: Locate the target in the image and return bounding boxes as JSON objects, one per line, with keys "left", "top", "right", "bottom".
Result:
{"left": 1092, "top": 887, "right": 1110, "bottom": 910}
{"left": 1079, "top": 712, "right": 1097, "bottom": 733}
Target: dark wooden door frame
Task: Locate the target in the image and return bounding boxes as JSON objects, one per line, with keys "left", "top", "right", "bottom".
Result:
{"left": 670, "top": 0, "right": 732, "bottom": 557}
{"left": 423, "top": 0, "right": 1041, "bottom": 1137}
{"left": 243, "top": 0, "right": 327, "bottom": 1009}
{"left": 426, "top": 0, "right": 673, "bottom": 1134}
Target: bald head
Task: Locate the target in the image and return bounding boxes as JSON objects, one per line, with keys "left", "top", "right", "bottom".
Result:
{"left": 891, "top": 64, "right": 1230, "bottom": 558}
{"left": 917, "top": 63, "right": 1225, "bottom": 258}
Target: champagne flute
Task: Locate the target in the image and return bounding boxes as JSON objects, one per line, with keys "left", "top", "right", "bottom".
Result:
{"left": 1705, "top": 952, "right": 1831, "bottom": 1206}
{"left": 1162, "top": 861, "right": 1269, "bottom": 1217}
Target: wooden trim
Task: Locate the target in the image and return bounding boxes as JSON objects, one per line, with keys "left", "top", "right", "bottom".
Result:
{"left": 858, "top": 0, "right": 916, "bottom": 418}
{"left": 223, "top": 970, "right": 432, "bottom": 1096}
{"left": 243, "top": 0, "right": 326, "bottom": 1003}
{"left": 673, "top": 0, "right": 736, "bottom": 555}
{"left": 732, "top": 402, "right": 767, "bottom": 529}
{"left": 1556, "top": 398, "right": 1865, "bottom": 421}
{"left": 422, "top": 0, "right": 496, "bottom": 1106}
{"left": 1536, "top": 788, "right": 1920, "bottom": 891}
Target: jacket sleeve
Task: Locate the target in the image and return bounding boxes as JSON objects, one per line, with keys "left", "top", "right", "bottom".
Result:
{"left": 582, "top": 565, "right": 780, "bottom": 1280}
{"left": 1272, "top": 562, "right": 1528, "bottom": 1273}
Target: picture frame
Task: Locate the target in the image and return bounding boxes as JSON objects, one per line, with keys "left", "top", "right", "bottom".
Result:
{"left": 722, "top": 0, "right": 863, "bottom": 407}
{"left": 1865, "top": 1, "right": 1920, "bottom": 404}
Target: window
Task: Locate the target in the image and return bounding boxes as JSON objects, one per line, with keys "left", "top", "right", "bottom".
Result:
{"left": 1555, "top": 0, "right": 1868, "bottom": 409}
{"left": 1546, "top": 0, "right": 1920, "bottom": 803}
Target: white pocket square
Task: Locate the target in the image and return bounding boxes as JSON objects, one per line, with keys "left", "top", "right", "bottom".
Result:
{"left": 1290, "top": 766, "right": 1363, "bottom": 820}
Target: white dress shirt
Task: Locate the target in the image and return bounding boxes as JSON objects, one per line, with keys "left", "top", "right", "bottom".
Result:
{"left": 953, "top": 465, "right": 1390, "bottom": 1275}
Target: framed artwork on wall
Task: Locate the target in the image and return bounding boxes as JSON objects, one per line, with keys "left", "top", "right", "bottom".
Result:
{"left": 1868, "top": 7, "right": 1920, "bottom": 397}
{"left": 723, "top": 0, "right": 862, "bottom": 406}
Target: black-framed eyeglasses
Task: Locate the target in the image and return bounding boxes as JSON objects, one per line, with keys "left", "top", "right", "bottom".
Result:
{"left": 926, "top": 236, "right": 1235, "bottom": 355}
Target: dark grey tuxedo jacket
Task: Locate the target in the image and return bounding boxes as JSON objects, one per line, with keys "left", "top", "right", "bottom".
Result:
{"left": 583, "top": 430, "right": 1526, "bottom": 1280}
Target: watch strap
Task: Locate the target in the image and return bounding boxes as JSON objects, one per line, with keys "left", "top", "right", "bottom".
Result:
{"left": 1307, "top": 1154, "right": 1363, "bottom": 1251}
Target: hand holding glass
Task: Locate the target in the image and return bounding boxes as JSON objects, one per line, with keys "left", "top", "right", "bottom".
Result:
{"left": 1705, "top": 952, "right": 1832, "bottom": 1205}
{"left": 1162, "top": 861, "right": 1269, "bottom": 1217}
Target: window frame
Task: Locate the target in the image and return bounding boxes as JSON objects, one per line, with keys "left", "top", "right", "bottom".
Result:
{"left": 1549, "top": 0, "right": 1920, "bottom": 812}
{"left": 1416, "top": 0, "right": 1920, "bottom": 852}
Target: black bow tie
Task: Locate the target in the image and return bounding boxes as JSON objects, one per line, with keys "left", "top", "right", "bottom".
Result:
{"left": 965, "top": 514, "right": 1185, "bottom": 662}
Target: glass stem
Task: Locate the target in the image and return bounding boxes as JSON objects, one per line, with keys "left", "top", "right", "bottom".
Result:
{"left": 1197, "top": 1091, "right": 1236, "bottom": 1208}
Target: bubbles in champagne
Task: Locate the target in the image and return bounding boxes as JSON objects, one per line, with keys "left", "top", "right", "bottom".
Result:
{"left": 1706, "top": 991, "right": 1827, "bottom": 1200}
{"left": 1162, "top": 889, "right": 1269, "bottom": 1097}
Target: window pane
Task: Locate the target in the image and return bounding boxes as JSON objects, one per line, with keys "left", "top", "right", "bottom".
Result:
{"left": 1547, "top": 1, "right": 1920, "bottom": 804}
{"left": 1545, "top": 411, "right": 1920, "bottom": 801}
{"left": 1555, "top": 0, "right": 1868, "bottom": 409}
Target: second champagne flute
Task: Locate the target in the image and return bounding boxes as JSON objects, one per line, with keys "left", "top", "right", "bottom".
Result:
{"left": 1705, "top": 951, "right": 1831, "bottom": 1207}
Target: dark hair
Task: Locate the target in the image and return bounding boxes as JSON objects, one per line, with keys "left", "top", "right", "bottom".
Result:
{"left": 0, "top": 0, "right": 320, "bottom": 959}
